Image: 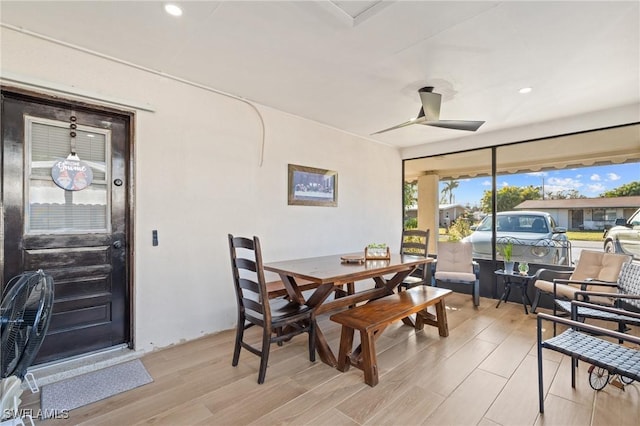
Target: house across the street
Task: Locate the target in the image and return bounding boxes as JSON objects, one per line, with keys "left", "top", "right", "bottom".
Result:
{"left": 405, "top": 203, "right": 472, "bottom": 229}
{"left": 514, "top": 196, "right": 640, "bottom": 230}
{"left": 438, "top": 204, "right": 466, "bottom": 227}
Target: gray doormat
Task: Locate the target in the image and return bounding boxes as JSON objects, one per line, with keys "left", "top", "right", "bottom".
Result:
{"left": 40, "top": 359, "right": 153, "bottom": 415}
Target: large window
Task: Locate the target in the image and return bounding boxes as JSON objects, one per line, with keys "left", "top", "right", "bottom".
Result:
{"left": 404, "top": 123, "right": 640, "bottom": 265}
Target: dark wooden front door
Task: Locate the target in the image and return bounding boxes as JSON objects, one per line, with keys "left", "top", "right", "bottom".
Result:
{"left": 1, "top": 89, "right": 132, "bottom": 364}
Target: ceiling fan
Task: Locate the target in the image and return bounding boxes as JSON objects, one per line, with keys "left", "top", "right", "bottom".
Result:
{"left": 372, "top": 86, "right": 485, "bottom": 134}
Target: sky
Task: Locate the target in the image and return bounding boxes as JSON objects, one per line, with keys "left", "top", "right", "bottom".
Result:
{"left": 440, "top": 162, "right": 640, "bottom": 207}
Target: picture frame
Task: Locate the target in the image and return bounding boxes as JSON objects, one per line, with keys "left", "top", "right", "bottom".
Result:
{"left": 288, "top": 164, "right": 338, "bottom": 207}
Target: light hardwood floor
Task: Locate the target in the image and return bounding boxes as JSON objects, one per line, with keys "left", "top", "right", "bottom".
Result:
{"left": 31, "top": 293, "right": 639, "bottom": 425}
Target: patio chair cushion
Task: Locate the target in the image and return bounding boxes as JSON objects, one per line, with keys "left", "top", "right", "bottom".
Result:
{"left": 534, "top": 279, "right": 581, "bottom": 300}
{"left": 558, "top": 250, "right": 629, "bottom": 283}
{"left": 435, "top": 242, "right": 473, "bottom": 274}
{"left": 432, "top": 241, "right": 479, "bottom": 307}
{"left": 434, "top": 271, "right": 477, "bottom": 283}
{"left": 434, "top": 242, "right": 476, "bottom": 282}
{"left": 534, "top": 251, "right": 631, "bottom": 303}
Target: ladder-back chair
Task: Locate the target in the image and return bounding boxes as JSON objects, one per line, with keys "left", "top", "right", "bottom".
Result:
{"left": 399, "top": 228, "right": 431, "bottom": 290}
{"left": 228, "top": 234, "right": 315, "bottom": 384}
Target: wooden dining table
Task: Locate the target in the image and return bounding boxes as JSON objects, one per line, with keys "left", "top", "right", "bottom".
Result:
{"left": 263, "top": 253, "right": 433, "bottom": 367}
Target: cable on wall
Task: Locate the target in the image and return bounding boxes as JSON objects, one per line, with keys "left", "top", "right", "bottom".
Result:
{"left": 1, "top": 23, "right": 267, "bottom": 166}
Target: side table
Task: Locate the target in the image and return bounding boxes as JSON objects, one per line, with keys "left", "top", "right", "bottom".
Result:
{"left": 495, "top": 269, "right": 535, "bottom": 314}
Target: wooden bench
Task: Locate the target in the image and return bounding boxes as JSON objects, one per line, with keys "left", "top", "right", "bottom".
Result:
{"left": 267, "top": 280, "right": 355, "bottom": 300}
{"left": 266, "top": 279, "right": 317, "bottom": 299}
{"left": 330, "top": 286, "right": 452, "bottom": 386}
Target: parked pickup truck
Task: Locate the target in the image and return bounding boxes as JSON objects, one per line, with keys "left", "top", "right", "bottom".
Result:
{"left": 603, "top": 207, "right": 640, "bottom": 260}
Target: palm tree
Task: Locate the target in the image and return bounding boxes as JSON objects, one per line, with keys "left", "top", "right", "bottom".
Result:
{"left": 441, "top": 180, "right": 459, "bottom": 204}
{"left": 403, "top": 180, "right": 417, "bottom": 209}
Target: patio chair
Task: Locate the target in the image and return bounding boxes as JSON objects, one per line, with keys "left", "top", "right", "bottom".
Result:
{"left": 398, "top": 228, "right": 430, "bottom": 290}
{"left": 530, "top": 250, "right": 631, "bottom": 313}
{"left": 554, "top": 261, "right": 640, "bottom": 335}
{"left": 431, "top": 241, "right": 480, "bottom": 307}
{"left": 536, "top": 301, "right": 640, "bottom": 413}
{"left": 228, "top": 234, "right": 315, "bottom": 384}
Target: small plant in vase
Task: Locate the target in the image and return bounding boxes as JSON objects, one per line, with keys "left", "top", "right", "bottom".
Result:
{"left": 366, "top": 243, "right": 389, "bottom": 259}
{"left": 498, "top": 241, "right": 514, "bottom": 273}
{"left": 518, "top": 262, "right": 530, "bottom": 275}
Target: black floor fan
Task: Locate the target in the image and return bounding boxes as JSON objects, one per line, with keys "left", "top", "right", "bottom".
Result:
{"left": 0, "top": 270, "right": 54, "bottom": 424}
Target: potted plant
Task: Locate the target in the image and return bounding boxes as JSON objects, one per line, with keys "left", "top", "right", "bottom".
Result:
{"left": 518, "top": 261, "right": 529, "bottom": 275}
{"left": 366, "top": 243, "right": 389, "bottom": 259}
{"left": 498, "top": 240, "right": 514, "bottom": 273}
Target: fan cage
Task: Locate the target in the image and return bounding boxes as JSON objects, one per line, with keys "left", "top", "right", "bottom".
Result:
{"left": 1, "top": 270, "right": 55, "bottom": 379}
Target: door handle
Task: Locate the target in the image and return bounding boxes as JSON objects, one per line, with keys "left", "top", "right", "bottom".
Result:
{"left": 113, "top": 240, "right": 123, "bottom": 249}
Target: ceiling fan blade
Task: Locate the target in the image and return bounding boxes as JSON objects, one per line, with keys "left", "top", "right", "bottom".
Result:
{"left": 425, "top": 120, "right": 485, "bottom": 132}
{"left": 418, "top": 87, "right": 441, "bottom": 121}
{"left": 374, "top": 87, "right": 485, "bottom": 134}
{"left": 371, "top": 116, "right": 427, "bottom": 135}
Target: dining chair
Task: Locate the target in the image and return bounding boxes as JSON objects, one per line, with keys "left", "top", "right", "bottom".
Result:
{"left": 432, "top": 241, "right": 480, "bottom": 306}
{"left": 228, "top": 234, "right": 316, "bottom": 384}
{"left": 398, "top": 228, "right": 430, "bottom": 290}
{"left": 530, "top": 250, "right": 631, "bottom": 313}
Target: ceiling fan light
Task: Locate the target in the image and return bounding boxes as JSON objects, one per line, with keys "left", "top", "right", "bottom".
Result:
{"left": 164, "top": 4, "right": 183, "bottom": 17}
{"left": 519, "top": 87, "right": 533, "bottom": 94}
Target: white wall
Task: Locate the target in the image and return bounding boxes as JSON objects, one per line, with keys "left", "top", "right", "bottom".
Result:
{"left": 1, "top": 28, "right": 402, "bottom": 353}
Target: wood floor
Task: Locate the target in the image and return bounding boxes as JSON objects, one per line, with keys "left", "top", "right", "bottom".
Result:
{"left": 32, "top": 292, "right": 639, "bottom": 425}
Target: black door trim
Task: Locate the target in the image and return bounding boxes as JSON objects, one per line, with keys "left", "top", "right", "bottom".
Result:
{"left": 1, "top": 85, "right": 136, "bottom": 353}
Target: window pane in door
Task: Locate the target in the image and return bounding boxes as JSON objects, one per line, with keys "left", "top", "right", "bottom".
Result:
{"left": 26, "top": 118, "right": 110, "bottom": 233}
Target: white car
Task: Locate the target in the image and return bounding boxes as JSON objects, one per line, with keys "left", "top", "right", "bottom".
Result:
{"left": 462, "top": 211, "right": 571, "bottom": 265}
{"left": 603, "top": 207, "right": 640, "bottom": 260}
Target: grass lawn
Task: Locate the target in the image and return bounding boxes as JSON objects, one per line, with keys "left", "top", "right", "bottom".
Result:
{"left": 438, "top": 227, "right": 605, "bottom": 242}
{"left": 565, "top": 230, "right": 605, "bottom": 241}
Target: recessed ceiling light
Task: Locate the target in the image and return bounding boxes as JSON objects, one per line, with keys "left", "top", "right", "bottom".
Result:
{"left": 164, "top": 4, "right": 183, "bottom": 17}
{"left": 519, "top": 87, "right": 533, "bottom": 94}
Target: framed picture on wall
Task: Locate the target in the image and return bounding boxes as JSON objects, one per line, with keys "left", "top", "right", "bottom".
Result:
{"left": 288, "top": 164, "right": 338, "bottom": 207}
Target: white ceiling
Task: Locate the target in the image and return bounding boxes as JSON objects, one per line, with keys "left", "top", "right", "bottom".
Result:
{"left": 1, "top": 1, "right": 639, "bottom": 151}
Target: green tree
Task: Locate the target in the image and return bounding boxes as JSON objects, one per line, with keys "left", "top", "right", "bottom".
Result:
{"left": 447, "top": 217, "right": 473, "bottom": 242}
{"left": 601, "top": 181, "right": 640, "bottom": 197}
{"left": 441, "top": 180, "right": 459, "bottom": 204}
{"left": 404, "top": 180, "right": 417, "bottom": 208}
{"left": 404, "top": 217, "right": 418, "bottom": 229}
{"left": 480, "top": 185, "right": 542, "bottom": 213}
{"left": 404, "top": 180, "right": 418, "bottom": 229}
